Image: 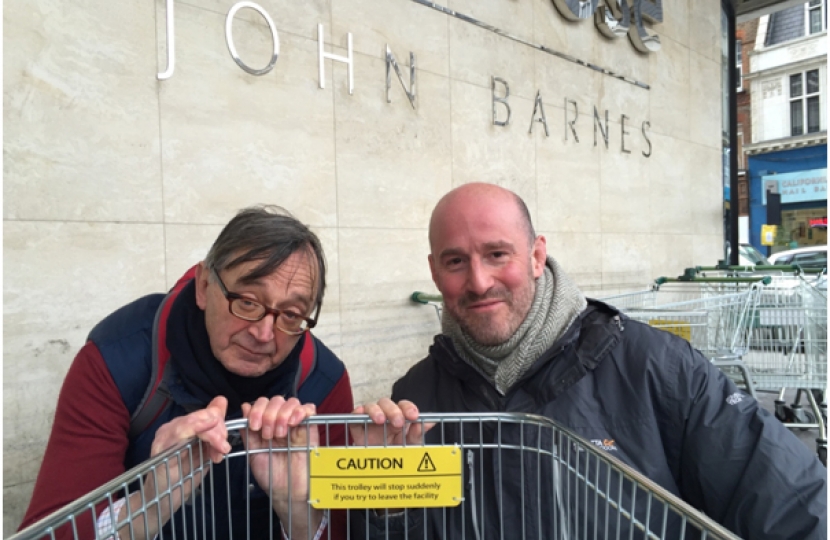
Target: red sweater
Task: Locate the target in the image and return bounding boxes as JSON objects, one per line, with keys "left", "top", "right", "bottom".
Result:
{"left": 20, "top": 341, "right": 354, "bottom": 539}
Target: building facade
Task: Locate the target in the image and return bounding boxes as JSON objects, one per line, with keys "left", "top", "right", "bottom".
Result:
{"left": 744, "top": 1, "right": 828, "bottom": 251}
{"left": 4, "top": 0, "right": 730, "bottom": 532}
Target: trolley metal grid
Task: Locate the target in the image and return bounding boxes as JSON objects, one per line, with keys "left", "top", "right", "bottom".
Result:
{"left": 600, "top": 273, "right": 828, "bottom": 463}
{"left": 11, "top": 414, "right": 739, "bottom": 540}
{"left": 598, "top": 279, "right": 767, "bottom": 399}
{"left": 739, "top": 274, "right": 827, "bottom": 390}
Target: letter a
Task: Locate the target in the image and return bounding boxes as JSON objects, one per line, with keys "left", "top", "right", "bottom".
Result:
{"left": 529, "top": 91, "right": 549, "bottom": 136}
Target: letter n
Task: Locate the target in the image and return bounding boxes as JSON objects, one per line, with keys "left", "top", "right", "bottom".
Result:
{"left": 386, "top": 45, "right": 416, "bottom": 109}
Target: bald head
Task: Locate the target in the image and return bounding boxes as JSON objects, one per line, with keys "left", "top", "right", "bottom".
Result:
{"left": 429, "top": 183, "right": 535, "bottom": 253}
{"left": 427, "top": 182, "right": 547, "bottom": 345}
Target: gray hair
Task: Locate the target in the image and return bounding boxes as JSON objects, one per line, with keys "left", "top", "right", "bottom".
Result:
{"left": 204, "top": 205, "right": 327, "bottom": 310}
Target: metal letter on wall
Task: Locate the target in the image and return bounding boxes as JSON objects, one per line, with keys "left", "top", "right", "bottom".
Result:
{"left": 595, "top": 0, "right": 631, "bottom": 39}
{"left": 551, "top": 0, "right": 601, "bottom": 21}
{"left": 593, "top": 106, "right": 609, "bottom": 148}
{"left": 564, "top": 99, "right": 579, "bottom": 142}
{"left": 641, "top": 120, "right": 652, "bottom": 157}
{"left": 157, "top": 0, "right": 175, "bottom": 80}
{"left": 492, "top": 77, "right": 511, "bottom": 127}
{"left": 318, "top": 24, "right": 354, "bottom": 95}
{"left": 621, "top": 114, "right": 631, "bottom": 154}
{"left": 529, "top": 92, "right": 549, "bottom": 136}
{"left": 629, "top": 0, "right": 662, "bottom": 53}
{"left": 225, "top": 2, "right": 280, "bottom": 76}
{"left": 386, "top": 45, "right": 416, "bottom": 109}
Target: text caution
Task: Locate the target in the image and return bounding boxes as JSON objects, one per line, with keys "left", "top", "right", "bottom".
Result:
{"left": 309, "top": 446, "right": 462, "bottom": 509}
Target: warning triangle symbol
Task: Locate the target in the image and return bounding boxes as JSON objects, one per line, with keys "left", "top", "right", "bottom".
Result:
{"left": 417, "top": 452, "right": 437, "bottom": 472}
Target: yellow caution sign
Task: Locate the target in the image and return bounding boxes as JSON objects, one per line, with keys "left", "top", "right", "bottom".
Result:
{"left": 649, "top": 319, "right": 692, "bottom": 341}
{"left": 309, "top": 446, "right": 462, "bottom": 509}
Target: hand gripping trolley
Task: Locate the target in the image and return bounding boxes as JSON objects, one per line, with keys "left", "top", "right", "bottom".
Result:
{"left": 11, "top": 414, "right": 738, "bottom": 540}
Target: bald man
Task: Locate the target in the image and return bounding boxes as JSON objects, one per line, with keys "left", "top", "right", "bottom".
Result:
{"left": 351, "top": 183, "right": 826, "bottom": 540}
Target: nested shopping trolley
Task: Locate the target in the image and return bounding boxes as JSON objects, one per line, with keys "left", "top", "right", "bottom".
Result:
{"left": 598, "top": 277, "right": 768, "bottom": 399}
{"left": 11, "top": 414, "right": 738, "bottom": 540}
{"left": 683, "top": 266, "right": 828, "bottom": 453}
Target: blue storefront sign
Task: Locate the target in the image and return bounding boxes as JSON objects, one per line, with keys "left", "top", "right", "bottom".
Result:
{"left": 762, "top": 169, "right": 827, "bottom": 204}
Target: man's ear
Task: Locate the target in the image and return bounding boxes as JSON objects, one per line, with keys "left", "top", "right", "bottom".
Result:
{"left": 194, "top": 262, "right": 210, "bottom": 310}
{"left": 428, "top": 254, "right": 439, "bottom": 289}
{"left": 531, "top": 235, "right": 547, "bottom": 278}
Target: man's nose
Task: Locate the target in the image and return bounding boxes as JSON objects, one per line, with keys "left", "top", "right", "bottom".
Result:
{"left": 248, "top": 314, "right": 276, "bottom": 343}
{"left": 466, "top": 258, "right": 494, "bottom": 296}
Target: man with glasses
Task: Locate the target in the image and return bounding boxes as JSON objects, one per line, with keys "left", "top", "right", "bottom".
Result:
{"left": 20, "top": 205, "right": 353, "bottom": 540}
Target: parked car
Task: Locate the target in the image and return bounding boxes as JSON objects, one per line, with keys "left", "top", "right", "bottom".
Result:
{"left": 738, "top": 243, "right": 770, "bottom": 266}
{"left": 768, "top": 245, "right": 827, "bottom": 270}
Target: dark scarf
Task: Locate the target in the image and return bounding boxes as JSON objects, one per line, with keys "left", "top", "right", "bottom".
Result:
{"left": 166, "top": 280, "right": 303, "bottom": 414}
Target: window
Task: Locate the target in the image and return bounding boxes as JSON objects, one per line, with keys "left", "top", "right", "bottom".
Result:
{"left": 736, "top": 40, "right": 743, "bottom": 91}
{"left": 806, "top": 0, "right": 826, "bottom": 35}
{"left": 790, "top": 69, "right": 821, "bottom": 136}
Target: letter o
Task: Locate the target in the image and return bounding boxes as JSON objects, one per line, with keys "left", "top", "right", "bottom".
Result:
{"left": 225, "top": 2, "right": 280, "bottom": 76}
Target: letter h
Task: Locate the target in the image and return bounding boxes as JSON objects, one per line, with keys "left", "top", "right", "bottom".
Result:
{"left": 318, "top": 24, "right": 354, "bottom": 95}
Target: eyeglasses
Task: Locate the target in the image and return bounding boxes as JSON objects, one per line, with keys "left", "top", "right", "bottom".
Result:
{"left": 211, "top": 269, "right": 319, "bottom": 336}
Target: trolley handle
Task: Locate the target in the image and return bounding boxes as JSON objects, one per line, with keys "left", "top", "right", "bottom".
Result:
{"left": 655, "top": 276, "right": 772, "bottom": 286}
{"left": 411, "top": 291, "right": 443, "bottom": 304}
{"left": 695, "top": 264, "right": 825, "bottom": 274}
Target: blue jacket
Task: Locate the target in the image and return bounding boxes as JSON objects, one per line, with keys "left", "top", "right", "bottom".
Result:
{"left": 354, "top": 300, "right": 826, "bottom": 540}
{"left": 86, "top": 279, "right": 352, "bottom": 540}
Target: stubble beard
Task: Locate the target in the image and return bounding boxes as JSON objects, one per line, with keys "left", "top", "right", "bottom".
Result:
{"left": 450, "top": 279, "right": 536, "bottom": 347}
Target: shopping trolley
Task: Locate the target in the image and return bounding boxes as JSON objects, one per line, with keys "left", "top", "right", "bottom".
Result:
{"left": 599, "top": 277, "right": 768, "bottom": 401}
{"left": 603, "top": 273, "right": 828, "bottom": 463}
{"left": 739, "top": 273, "right": 828, "bottom": 462}
{"left": 11, "top": 414, "right": 739, "bottom": 540}
{"left": 681, "top": 267, "right": 828, "bottom": 449}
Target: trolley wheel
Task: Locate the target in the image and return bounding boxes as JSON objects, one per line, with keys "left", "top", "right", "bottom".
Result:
{"left": 774, "top": 400, "right": 792, "bottom": 423}
{"left": 817, "top": 442, "right": 827, "bottom": 467}
{"left": 791, "top": 405, "right": 815, "bottom": 431}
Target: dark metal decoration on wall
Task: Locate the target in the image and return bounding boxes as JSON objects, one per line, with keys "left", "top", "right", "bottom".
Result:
{"left": 529, "top": 92, "right": 550, "bottom": 136}
{"left": 492, "top": 77, "right": 512, "bottom": 127}
{"left": 386, "top": 46, "right": 416, "bottom": 109}
{"left": 565, "top": 99, "right": 580, "bottom": 143}
{"left": 621, "top": 114, "right": 632, "bottom": 153}
{"left": 594, "top": 106, "right": 610, "bottom": 148}
{"left": 318, "top": 24, "right": 354, "bottom": 95}
{"left": 225, "top": 2, "right": 280, "bottom": 76}
{"left": 410, "top": 0, "right": 654, "bottom": 89}
{"left": 641, "top": 121, "right": 653, "bottom": 157}
{"left": 153, "top": 0, "right": 656, "bottom": 157}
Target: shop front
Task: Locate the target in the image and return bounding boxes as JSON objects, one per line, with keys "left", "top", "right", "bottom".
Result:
{"left": 748, "top": 146, "right": 828, "bottom": 252}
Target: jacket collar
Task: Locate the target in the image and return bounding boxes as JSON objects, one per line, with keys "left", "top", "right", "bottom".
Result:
{"left": 431, "top": 299, "right": 622, "bottom": 398}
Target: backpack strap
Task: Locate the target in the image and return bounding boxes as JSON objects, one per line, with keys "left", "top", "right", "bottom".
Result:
{"left": 128, "top": 267, "right": 197, "bottom": 439}
{"left": 296, "top": 330, "right": 317, "bottom": 389}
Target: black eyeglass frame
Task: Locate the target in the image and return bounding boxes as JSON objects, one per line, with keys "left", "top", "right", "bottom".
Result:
{"left": 211, "top": 268, "right": 320, "bottom": 335}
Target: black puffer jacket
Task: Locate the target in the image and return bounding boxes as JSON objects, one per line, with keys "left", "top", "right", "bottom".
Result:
{"left": 352, "top": 300, "right": 826, "bottom": 540}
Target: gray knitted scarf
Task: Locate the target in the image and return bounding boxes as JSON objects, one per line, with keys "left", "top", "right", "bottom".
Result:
{"left": 442, "top": 256, "right": 587, "bottom": 394}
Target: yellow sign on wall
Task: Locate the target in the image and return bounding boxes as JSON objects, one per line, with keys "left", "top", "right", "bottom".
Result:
{"left": 761, "top": 225, "right": 778, "bottom": 246}
{"left": 309, "top": 446, "right": 463, "bottom": 509}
